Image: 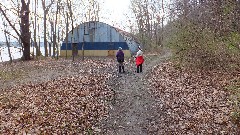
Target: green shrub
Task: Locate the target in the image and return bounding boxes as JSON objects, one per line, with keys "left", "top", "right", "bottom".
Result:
{"left": 0, "top": 70, "right": 23, "bottom": 80}
{"left": 226, "top": 79, "right": 240, "bottom": 124}
{"left": 167, "top": 21, "right": 240, "bottom": 71}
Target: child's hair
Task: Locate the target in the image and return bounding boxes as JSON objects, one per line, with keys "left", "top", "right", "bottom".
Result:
{"left": 138, "top": 46, "right": 141, "bottom": 50}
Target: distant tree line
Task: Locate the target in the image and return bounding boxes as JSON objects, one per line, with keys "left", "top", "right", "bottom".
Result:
{"left": 130, "top": 0, "right": 165, "bottom": 51}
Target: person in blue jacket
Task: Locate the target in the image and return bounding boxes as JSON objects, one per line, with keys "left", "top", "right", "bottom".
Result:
{"left": 116, "top": 47, "right": 125, "bottom": 73}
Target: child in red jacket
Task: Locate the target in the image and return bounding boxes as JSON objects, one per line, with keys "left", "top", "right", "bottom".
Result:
{"left": 135, "top": 46, "right": 144, "bottom": 73}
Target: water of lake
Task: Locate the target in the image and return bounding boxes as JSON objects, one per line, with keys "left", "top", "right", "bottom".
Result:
{"left": 0, "top": 46, "right": 55, "bottom": 62}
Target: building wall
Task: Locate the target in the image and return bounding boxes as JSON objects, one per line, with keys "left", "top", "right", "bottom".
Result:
{"left": 61, "top": 21, "right": 139, "bottom": 57}
{"left": 60, "top": 50, "right": 131, "bottom": 57}
{"left": 121, "top": 35, "right": 140, "bottom": 56}
{"left": 60, "top": 42, "right": 131, "bottom": 57}
{"left": 61, "top": 42, "right": 129, "bottom": 50}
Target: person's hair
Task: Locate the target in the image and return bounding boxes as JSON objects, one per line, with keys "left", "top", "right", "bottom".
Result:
{"left": 138, "top": 46, "right": 141, "bottom": 50}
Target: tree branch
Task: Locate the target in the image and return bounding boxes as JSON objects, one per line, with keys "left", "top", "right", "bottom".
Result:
{"left": 3, "top": 30, "right": 20, "bottom": 41}
{"left": 0, "top": 5, "right": 25, "bottom": 44}
{"left": 42, "top": 0, "right": 55, "bottom": 13}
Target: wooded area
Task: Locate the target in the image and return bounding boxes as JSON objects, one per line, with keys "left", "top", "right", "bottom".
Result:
{"left": 167, "top": 0, "right": 240, "bottom": 70}
{"left": 130, "top": 0, "right": 240, "bottom": 70}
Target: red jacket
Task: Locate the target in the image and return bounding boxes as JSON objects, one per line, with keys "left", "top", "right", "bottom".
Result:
{"left": 136, "top": 56, "right": 144, "bottom": 66}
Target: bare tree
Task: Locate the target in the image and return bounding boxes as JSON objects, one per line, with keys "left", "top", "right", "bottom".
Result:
{"left": 20, "top": 0, "right": 31, "bottom": 60}
{"left": 65, "top": 10, "right": 69, "bottom": 58}
{"left": 0, "top": 0, "right": 31, "bottom": 60}
{"left": 131, "top": 0, "right": 164, "bottom": 49}
{"left": 161, "top": 0, "right": 164, "bottom": 46}
{"left": 41, "top": 0, "right": 54, "bottom": 57}
{"left": 67, "top": 0, "right": 74, "bottom": 61}
{"left": 52, "top": 0, "right": 60, "bottom": 58}
{"left": 34, "top": 0, "right": 41, "bottom": 57}
{"left": 3, "top": 21, "right": 13, "bottom": 63}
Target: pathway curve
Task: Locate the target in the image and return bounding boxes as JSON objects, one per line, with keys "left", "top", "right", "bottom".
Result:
{"left": 100, "top": 50, "right": 171, "bottom": 135}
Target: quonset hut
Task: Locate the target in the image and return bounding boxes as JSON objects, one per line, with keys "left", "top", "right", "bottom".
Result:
{"left": 60, "top": 21, "right": 141, "bottom": 57}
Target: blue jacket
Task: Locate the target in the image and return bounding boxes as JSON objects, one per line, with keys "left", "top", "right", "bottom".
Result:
{"left": 116, "top": 50, "right": 124, "bottom": 62}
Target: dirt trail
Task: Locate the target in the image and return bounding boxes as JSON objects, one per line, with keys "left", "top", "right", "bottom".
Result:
{"left": 100, "top": 51, "right": 171, "bottom": 135}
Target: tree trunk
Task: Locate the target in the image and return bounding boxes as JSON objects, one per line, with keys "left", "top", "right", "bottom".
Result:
{"left": 0, "top": 0, "right": 31, "bottom": 60}
{"left": 38, "top": 22, "right": 42, "bottom": 56}
{"left": 4, "top": 31, "right": 12, "bottom": 63}
{"left": 42, "top": 0, "right": 54, "bottom": 57}
{"left": 0, "top": 50, "right": 2, "bottom": 62}
{"left": 65, "top": 11, "right": 69, "bottom": 58}
{"left": 21, "top": 0, "right": 31, "bottom": 60}
{"left": 17, "top": 0, "right": 24, "bottom": 56}
{"left": 53, "top": 24, "right": 56, "bottom": 58}
{"left": 57, "top": 28, "right": 59, "bottom": 59}
{"left": 82, "top": 36, "right": 85, "bottom": 61}
{"left": 53, "top": 1, "right": 59, "bottom": 58}
{"left": 47, "top": 24, "right": 52, "bottom": 57}
{"left": 34, "top": 0, "right": 38, "bottom": 57}
{"left": 69, "top": 1, "right": 74, "bottom": 61}
{"left": 161, "top": 0, "right": 164, "bottom": 47}
{"left": 237, "top": 0, "right": 240, "bottom": 32}
{"left": 49, "top": 42, "right": 51, "bottom": 57}
{"left": 44, "top": 12, "right": 48, "bottom": 57}
{"left": 2, "top": 10, "right": 12, "bottom": 62}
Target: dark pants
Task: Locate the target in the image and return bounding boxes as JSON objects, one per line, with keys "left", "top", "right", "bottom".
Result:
{"left": 118, "top": 62, "right": 125, "bottom": 73}
{"left": 137, "top": 64, "right": 142, "bottom": 73}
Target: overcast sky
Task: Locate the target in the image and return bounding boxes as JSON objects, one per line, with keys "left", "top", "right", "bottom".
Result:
{"left": 101, "top": 0, "right": 134, "bottom": 31}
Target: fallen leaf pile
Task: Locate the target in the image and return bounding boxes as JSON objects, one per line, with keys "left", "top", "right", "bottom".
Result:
{"left": 0, "top": 58, "right": 116, "bottom": 134}
{"left": 0, "top": 57, "right": 118, "bottom": 89}
{"left": 0, "top": 75, "right": 114, "bottom": 134}
{"left": 147, "top": 62, "right": 239, "bottom": 134}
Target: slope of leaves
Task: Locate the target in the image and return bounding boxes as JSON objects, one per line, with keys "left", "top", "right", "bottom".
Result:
{"left": 0, "top": 57, "right": 116, "bottom": 89}
{"left": 147, "top": 62, "right": 239, "bottom": 134}
{"left": 0, "top": 58, "right": 116, "bottom": 134}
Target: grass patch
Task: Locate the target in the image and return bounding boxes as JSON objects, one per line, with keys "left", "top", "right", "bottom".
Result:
{"left": 0, "top": 70, "right": 24, "bottom": 80}
{"left": 226, "top": 79, "right": 240, "bottom": 124}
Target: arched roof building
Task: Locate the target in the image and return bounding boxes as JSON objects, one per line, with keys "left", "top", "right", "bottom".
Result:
{"left": 60, "top": 21, "right": 141, "bottom": 57}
